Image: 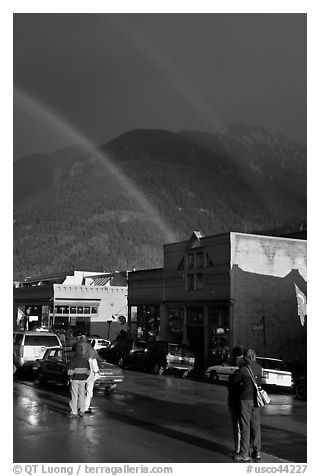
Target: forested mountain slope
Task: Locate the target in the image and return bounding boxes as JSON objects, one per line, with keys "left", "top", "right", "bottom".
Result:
{"left": 13, "top": 125, "right": 306, "bottom": 280}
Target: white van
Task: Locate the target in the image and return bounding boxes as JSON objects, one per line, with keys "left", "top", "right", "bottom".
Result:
{"left": 13, "top": 330, "right": 62, "bottom": 372}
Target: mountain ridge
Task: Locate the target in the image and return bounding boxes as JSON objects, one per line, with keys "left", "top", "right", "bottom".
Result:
{"left": 13, "top": 123, "right": 307, "bottom": 281}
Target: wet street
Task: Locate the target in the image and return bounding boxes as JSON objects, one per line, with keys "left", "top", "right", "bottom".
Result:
{"left": 13, "top": 370, "right": 307, "bottom": 463}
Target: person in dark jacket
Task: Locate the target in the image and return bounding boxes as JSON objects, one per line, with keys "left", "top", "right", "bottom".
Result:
{"left": 231, "top": 348, "right": 262, "bottom": 462}
{"left": 227, "top": 345, "right": 243, "bottom": 457}
{"left": 67, "top": 342, "right": 90, "bottom": 417}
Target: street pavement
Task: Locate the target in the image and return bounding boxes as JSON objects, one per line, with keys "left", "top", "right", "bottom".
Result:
{"left": 13, "top": 370, "right": 307, "bottom": 463}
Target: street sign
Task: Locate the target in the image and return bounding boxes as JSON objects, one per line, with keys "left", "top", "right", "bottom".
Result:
{"left": 252, "top": 324, "right": 264, "bottom": 332}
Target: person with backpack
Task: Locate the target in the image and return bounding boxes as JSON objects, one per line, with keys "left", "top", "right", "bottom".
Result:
{"left": 67, "top": 342, "right": 90, "bottom": 418}
{"left": 231, "top": 348, "right": 262, "bottom": 462}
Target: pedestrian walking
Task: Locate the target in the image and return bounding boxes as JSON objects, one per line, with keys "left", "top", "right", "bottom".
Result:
{"left": 231, "top": 347, "right": 263, "bottom": 462}
{"left": 227, "top": 345, "right": 243, "bottom": 457}
{"left": 83, "top": 345, "right": 100, "bottom": 414}
{"left": 67, "top": 342, "right": 90, "bottom": 418}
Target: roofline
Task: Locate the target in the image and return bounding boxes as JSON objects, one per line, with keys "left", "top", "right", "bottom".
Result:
{"left": 128, "top": 267, "right": 163, "bottom": 275}
{"left": 231, "top": 231, "right": 307, "bottom": 243}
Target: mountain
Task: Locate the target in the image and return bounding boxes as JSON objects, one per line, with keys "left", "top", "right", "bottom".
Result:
{"left": 179, "top": 123, "right": 307, "bottom": 207}
{"left": 13, "top": 124, "right": 307, "bottom": 281}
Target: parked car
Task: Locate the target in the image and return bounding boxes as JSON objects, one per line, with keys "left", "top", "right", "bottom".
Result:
{"left": 33, "top": 347, "right": 124, "bottom": 391}
{"left": 97, "top": 336, "right": 133, "bottom": 367}
{"left": 205, "top": 356, "right": 293, "bottom": 388}
{"left": 13, "top": 330, "right": 62, "bottom": 372}
{"left": 87, "top": 337, "right": 111, "bottom": 351}
{"left": 98, "top": 339, "right": 195, "bottom": 376}
{"left": 166, "top": 343, "right": 195, "bottom": 375}
{"left": 256, "top": 357, "right": 292, "bottom": 388}
{"left": 204, "top": 362, "right": 238, "bottom": 383}
{"left": 293, "top": 376, "right": 307, "bottom": 400}
{"left": 116, "top": 340, "right": 167, "bottom": 374}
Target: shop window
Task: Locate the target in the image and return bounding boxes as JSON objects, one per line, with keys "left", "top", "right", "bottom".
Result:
{"left": 77, "top": 306, "right": 83, "bottom": 314}
{"left": 135, "top": 305, "right": 160, "bottom": 340}
{"left": 208, "top": 306, "right": 228, "bottom": 329}
{"left": 62, "top": 306, "right": 69, "bottom": 314}
{"left": 91, "top": 307, "right": 97, "bottom": 314}
{"left": 207, "top": 305, "right": 229, "bottom": 365}
{"left": 168, "top": 308, "right": 184, "bottom": 344}
{"left": 76, "top": 315, "right": 89, "bottom": 321}
{"left": 75, "top": 318, "right": 90, "bottom": 334}
{"left": 54, "top": 316, "right": 68, "bottom": 328}
{"left": 70, "top": 306, "right": 76, "bottom": 314}
{"left": 187, "top": 307, "right": 204, "bottom": 325}
{"left": 208, "top": 331, "right": 230, "bottom": 365}
{"left": 84, "top": 306, "right": 90, "bottom": 314}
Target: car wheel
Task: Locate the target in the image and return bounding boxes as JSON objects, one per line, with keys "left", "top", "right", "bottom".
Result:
{"left": 105, "top": 384, "right": 117, "bottom": 393}
{"left": 295, "top": 381, "right": 307, "bottom": 400}
{"left": 210, "top": 370, "right": 219, "bottom": 384}
{"left": 38, "top": 370, "right": 47, "bottom": 385}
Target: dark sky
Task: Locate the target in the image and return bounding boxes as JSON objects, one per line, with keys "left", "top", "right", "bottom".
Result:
{"left": 13, "top": 13, "right": 307, "bottom": 159}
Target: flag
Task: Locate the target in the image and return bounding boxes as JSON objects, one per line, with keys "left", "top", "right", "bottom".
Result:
{"left": 294, "top": 283, "right": 307, "bottom": 326}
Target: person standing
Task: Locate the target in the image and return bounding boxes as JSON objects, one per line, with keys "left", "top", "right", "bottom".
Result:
{"left": 67, "top": 342, "right": 90, "bottom": 418}
{"left": 83, "top": 345, "right": 100, "bottom": 414}
{"left": 59, "top": 331, "right": 66, "bottom": 346}
{"left": 231, "top": 348, "right": 262, "bottom": 462}
{"left": 227, "top": 345, "right": 243, "bottom": 457}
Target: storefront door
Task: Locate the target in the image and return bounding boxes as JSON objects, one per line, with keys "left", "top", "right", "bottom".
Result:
{"left": 186, "top": 307, "right": 205, "bottom": 370}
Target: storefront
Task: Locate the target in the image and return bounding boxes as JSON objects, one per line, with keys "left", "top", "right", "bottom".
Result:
{"left": 128, "top": 232, "right": 232, "bottom": 369}
{"left": 128, "top": 230, "right": 307, "bottom": 367}
{"left": 13, "top": 270, "right": 128, "bottom": 342}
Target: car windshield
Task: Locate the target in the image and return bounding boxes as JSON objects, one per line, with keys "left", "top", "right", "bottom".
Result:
{"left": 132, "top": 342, "right": 147, "bottom": 351}
{"left": 24, "top": 335, "right": 60, "bottom": 346}
{"left": 98, "top": 340, "right": 109, "bottom": 346}
{"left": 168, "top": 344, "right": 193, "bottom": 356}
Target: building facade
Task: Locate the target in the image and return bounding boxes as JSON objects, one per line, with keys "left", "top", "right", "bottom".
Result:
{"left": 128, "top": 231, "right": 307, "bottom": 368}
{"left": 13, "top": 271, "right": 128, "bottom": 342}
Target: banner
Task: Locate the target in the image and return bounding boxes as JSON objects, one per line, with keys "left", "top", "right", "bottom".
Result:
{"left": 294, "top": 283, "right": 307, "bottom": 326}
